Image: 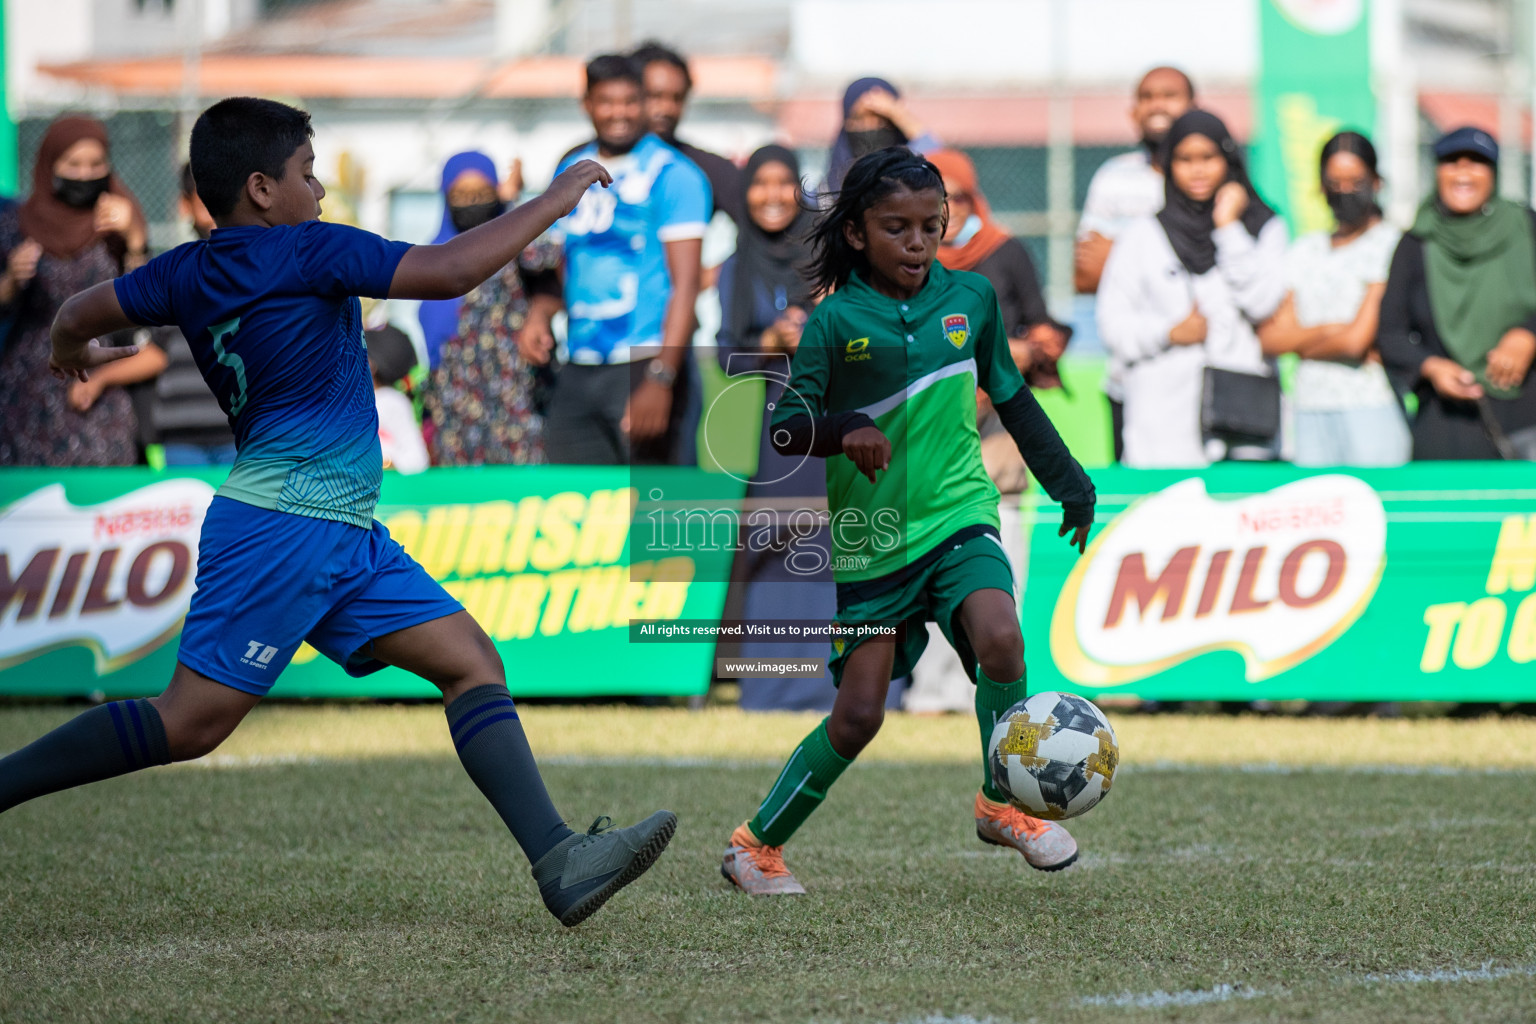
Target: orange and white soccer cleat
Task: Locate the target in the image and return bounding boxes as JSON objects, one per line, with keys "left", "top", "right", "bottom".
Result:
{"left": 721, "top": 822, "right": 808, "bottom": 895}
{"left": 974, "top": 791, "right": 1079, "bottom": 871}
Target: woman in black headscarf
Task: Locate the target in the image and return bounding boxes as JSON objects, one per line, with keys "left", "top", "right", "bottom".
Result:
{"left": 713, "top": 145, "right": 843, "bottom": 712}
{"left": 1097, "top": 109, "right": 1288, "bottom": 467}
{"left": 717, "top": 146, "right": 816, "bottom": 380}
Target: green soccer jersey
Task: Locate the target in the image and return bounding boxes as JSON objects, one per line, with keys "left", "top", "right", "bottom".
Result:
{"left": 771, "top": 263, "right": 1026, "bottom": 583}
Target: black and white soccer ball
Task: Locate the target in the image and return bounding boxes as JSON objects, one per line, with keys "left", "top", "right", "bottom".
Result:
{"left": 987, "top": 691, "right": 1118, "bottom": 821}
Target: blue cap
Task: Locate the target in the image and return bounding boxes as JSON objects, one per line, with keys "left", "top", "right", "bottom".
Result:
{"left": 1434, "top": 126, "right": 1499, "bottom": 165}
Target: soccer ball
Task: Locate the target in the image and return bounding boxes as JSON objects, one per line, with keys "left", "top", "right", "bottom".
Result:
{"left": 988, "top": 692, "right": 1119, "bottom": 821}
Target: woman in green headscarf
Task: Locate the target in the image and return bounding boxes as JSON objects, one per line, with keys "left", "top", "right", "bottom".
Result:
{"left": 1379, "top": 126, "right": 1536, "bottom": 459}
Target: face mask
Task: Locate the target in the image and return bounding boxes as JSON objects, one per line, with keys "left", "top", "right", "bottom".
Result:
{"left": 53, "top": 174, "right": 111, "bottom": 210}
{"left": 449, "top": 199, "right": 503, "bottom": 233}
{"left": 947, "top": 214, "right": 984, "bottom": 248}
{"left": 1325, "top": 187, "right": 1378, "bottom": 228}
{"left": 847, "top": 125, "right": 905, "bottom": 159}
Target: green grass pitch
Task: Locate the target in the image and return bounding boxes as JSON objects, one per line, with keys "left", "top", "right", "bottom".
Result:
{"left": 2, "top": 706, "right": 1534, "bottom": 1023}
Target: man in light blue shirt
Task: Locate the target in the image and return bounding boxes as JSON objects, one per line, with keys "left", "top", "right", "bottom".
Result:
{"left": 522, "top": 53, "right": 710, "bottom": 465}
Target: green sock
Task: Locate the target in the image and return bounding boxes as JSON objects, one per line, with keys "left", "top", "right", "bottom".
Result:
{"left": 975, "top": 668, "right": 1028, "bottom": 803}
{"left": 746, "top": 718, "right": 851, "bottom": 846}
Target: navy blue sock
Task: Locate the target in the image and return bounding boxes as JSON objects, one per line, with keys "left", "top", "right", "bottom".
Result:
{"left": 0, "top": 699, "right": 171, "bottom": 813}
{"left": 445, "top": 685, "right": 573, "bottom": 863}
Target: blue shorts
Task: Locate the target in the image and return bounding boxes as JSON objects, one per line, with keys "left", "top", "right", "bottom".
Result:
{"left": 178, "top": 497, "right": 463, "bottom": 696}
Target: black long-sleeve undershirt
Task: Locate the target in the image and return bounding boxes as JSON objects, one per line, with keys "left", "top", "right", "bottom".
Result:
{"left": 993, "top": 386, "right": 1096, "bottom": 526}
{"left": 771, "top": 385, "right": 1095, "bottom": 527}
{"left": 770, "top": 410, "right": 874, "bottom": 459}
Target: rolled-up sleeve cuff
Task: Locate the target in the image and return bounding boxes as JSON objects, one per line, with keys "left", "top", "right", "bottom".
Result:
{"left": 657, "top": 222, "right": 708, "bottom": 242}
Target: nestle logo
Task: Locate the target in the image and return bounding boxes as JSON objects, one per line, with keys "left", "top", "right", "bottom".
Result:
{"left": 1238, "top": 499, "right": 1345, "bottom": 535}
{"left": 94, "top": 504, "right": 195, "bottom": 540}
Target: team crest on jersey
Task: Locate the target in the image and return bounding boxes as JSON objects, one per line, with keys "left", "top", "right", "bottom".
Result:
{"left": 943, "top": 314, "right": 970, "bottom": 349}
{"left": 844, "top": 337, "right": 872, "bottom": 363}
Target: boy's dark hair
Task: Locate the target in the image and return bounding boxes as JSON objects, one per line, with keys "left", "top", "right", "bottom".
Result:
{"left": 189, "top": 97, "right": 313, "bottom": 219}
{"left": 805, "top": 147, "right": 946, "bottom": 295}
{"left": 630, "top": 40, "right": 692, "bottom": 92}
{"left": 178, "top": 161, "right": 197, "bottom": 200}
{"left": 586, "top": 54, "right": 642, "bottom": 93}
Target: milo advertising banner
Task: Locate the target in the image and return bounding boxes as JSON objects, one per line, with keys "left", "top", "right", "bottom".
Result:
{"left": 0, "top": 468, "right": 734, "bottom": 699}
{"left": 1027, "top": 464, "right": 1536, "bottom": 702}
{"left": 1252, "top": 0, "right": 1375, "bottom": 236}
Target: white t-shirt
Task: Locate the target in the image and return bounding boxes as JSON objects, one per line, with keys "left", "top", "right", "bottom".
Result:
{"left": 1097, "top": 216, "right": 1289, "bottom": 468}
{"left": 1078, "top": 150, "right": 1166, "bottom": 241}
{"left": 375, "top": 386, "right": 429, "bottom": 475}
{"left": 1285, "top": 221, "right": 1401, "bottom": 412}
{"left": 1080, "top": 150, "right": 1166, "bottom": 401}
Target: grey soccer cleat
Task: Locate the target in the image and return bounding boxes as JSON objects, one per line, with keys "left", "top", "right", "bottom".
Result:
{"left": 532, "top": 811, "right": 677, "bottom": 926}
{"left": 974, "top": 791, "right": 1078, "bottom": 871}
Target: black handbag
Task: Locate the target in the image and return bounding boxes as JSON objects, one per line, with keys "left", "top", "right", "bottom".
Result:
{"left": 1201, "top": 366, "right": 1281, "bottom": 441}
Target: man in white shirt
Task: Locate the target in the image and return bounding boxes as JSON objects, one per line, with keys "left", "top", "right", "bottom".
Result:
{"left": 1075, "top": 67, "right": 1195, "bottom": 459}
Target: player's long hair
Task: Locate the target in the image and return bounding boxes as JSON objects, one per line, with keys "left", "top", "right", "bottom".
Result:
{"left": 804, "top": 147, "right": 947, "bottom": 296}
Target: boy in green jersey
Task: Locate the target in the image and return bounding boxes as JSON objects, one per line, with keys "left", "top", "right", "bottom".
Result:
{"left": 721, "top": 149, "right": 1096, "bottom": 894}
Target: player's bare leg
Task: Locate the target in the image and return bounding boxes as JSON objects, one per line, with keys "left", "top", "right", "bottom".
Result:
{"left": 724, "top": 639, "right": 897, "bottom": 895}
{"left": 958, "top": 589, "right": 1078, "bottom": 871}
{"left": 0, "top": 662, "right": 259, "bottom": 814}
{"left": 825, "top": 639, "right": 898, "bottom": 759}
{"left": 367, "top": 610, "right": 676, "bottom": 926}
{"left": 152, "top": 664, "right": 264, "bottom": 760}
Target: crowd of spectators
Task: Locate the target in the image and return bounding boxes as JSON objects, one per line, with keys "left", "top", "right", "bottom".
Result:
{"left": 2, "top": 50, "right": 1533, "bottom": 480}
{"left": 4, "top": 51, "right": 1533, "bottom": 720}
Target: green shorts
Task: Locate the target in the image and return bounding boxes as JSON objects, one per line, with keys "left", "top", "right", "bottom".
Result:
{"left": 828, "top": 530, "right": 1016, "bottom": 686}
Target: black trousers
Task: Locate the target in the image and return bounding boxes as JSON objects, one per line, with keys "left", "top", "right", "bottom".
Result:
{"left": 544, "top": 359, "right": 694, "bottom": 466}
{"left": 1109, "top": 396, "right": 1126, "bottom": 463}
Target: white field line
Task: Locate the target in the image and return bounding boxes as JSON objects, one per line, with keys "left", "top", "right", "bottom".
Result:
{"left": 187, "top": 755, "right": 1536, "bottom": 773}
{"left": 1079, "top": 983, "right": 1265, "bottom": 1009}
{"left": 71, "top": 753, "right": 1533, "bottom": 773}
{"left": 1361, "top": 963, "right": 1536, "bottom": 985}
{"left": 1078, "top": 961, "right": 1536, "bottom": 1011}
{"left": 180, "top": 753, "right": 327, "bottom": 768}
{"left": 1132, "top": 760, "right": 1536, "bottom": 777}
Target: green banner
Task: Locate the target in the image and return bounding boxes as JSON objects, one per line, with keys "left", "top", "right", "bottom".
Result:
{"left": 1253, "top": 0, "right": 1375, "bottom": 236}
{"left": 8, "top": 463, "right": 1535, "bottom": 703}
{"left": 0, "top": 468, "right": 737, "bottom": 699}
{"left": 1026, "top": 463, "right": 1536, "bottom": 702}
{"left": 0, "top": 0, "right": 14, "bottom": 197}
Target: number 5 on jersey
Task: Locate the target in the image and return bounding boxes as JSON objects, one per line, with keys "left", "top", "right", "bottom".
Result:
{"left": 210, "top": 317, "right": 250, "bottom": 417}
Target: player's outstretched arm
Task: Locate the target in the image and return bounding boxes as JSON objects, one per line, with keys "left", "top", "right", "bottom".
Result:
{"left": 49, "top": 280, "right": 140, "bottom": 382}
{"left": 388, "top": 160, "right": 612, "bottom": 301}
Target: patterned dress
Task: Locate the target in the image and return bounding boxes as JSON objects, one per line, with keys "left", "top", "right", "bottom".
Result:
{"left": 422, "top": 239, "right": 560, "bottom": 466}
{"left": 0, "top": 205, "right": 137, "bottom": 466}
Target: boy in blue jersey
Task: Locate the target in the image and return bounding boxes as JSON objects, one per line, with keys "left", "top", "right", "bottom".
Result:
{"left": 520, "top": 54, "right": 711, "bottom": 466}
{"left": 5, "top": 97, "right": 675, "bottom": 928}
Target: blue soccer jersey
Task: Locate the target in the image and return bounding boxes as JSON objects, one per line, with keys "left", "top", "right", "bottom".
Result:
{"left": 554, "top": 134, "right": 711, "bottom": 364}
{"left": 115, "top": 221, "right": 411, "bottom": 527}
